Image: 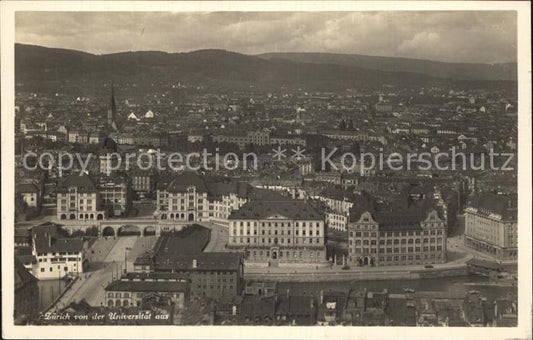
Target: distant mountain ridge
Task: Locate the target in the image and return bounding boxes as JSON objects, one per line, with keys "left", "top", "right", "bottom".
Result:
{"left": 15, "top": 44, "right": 516, "bottom": 93}
{"left": 258, "top": 52, "right": 517, "bottom": 82}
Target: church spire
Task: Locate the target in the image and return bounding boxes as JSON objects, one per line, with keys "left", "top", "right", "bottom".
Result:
{"left": 107, "top": 82, "right": 118, "bottom": 132}
{"left": 110, "top": 82, "right": 117, "bottom": 115}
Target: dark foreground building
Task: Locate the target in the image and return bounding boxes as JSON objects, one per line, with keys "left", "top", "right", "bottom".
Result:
{"left": 134, "top": 252, "right": 244, "bottom": 303}
{"left": 14, "top": 257, "right": 39, "bottom": 325}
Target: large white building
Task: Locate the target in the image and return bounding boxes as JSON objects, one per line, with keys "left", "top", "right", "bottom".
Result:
{"left": 155, "top": 172, "right": 285, "bottom": 227}
{"left": 31, "top": 224, "right": 86, "bottom": 280}
{"left": 227, "top": 200, "right": 327, "bottom": 267}
{"left": 212, "top": 130, "right": 306, "bottom": 149}
{"left": 316, "top": 186, "right": 356, "bottom": 231}
{"left": 464, "top": 193, "right": 517, "bottom": 260}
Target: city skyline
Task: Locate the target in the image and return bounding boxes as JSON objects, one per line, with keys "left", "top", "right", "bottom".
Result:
{"left": 6, "top": 2, "right": 530, "bottom": 337}
{"left": 16, "top": 11, "right": 517, "bottom": 64}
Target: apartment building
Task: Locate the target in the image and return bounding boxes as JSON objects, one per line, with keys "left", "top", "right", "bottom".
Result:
{"left": 464, "top": 193, "right": 517, "bottom": 260}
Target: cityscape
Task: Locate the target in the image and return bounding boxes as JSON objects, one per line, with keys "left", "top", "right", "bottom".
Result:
{"left": 12, "top": 10, "right": 520, "bottom": 328}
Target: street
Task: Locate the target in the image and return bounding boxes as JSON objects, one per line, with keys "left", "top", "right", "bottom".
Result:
{"left": 53, "top": 236, "right": 138, "bottom": 309}
{"left": 197, "top": 222, "right": 229, "bottom": 252}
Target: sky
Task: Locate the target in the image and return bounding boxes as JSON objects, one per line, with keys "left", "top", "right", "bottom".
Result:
{"left": 15, "top": 11, "right": 517, "bottom": 64}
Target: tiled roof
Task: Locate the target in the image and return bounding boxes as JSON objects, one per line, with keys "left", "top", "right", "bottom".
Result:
{"left": 467, "top": 193, "right": 517, "bottom": 221}
{"left": 16, "top": 254, "right": 37, "bottom": 266}
{"left": 350, "top": 198, "right": 443, "bottom": 231}
{"left": 277, "top": 295, "right": 316, "bottom": 316}
{"left": 319, "top": 185, "right": 357, "bottom": 201}
{"left": 97, "top": 173, "right": 129, "bottom": 185}
{"left": 16, "top": 183, "right": 39, "bottom": 193}
{"left": 239, "top": 295, "right": 276, "bottom": 322}
{"left": 228, "top": 200, "right": 323, "bottom": 220}
{"left": 158, "top": 172, "right": 208, "bottom": 192}
{"left": 205, "top": 179, "right": 250, "bottom": 199}
{"left": 32, "top": 223, "right": 84, "bottom": 253}
{"left": 246, "top": 187, "right": 289, "bottom": 201}
{"left": 57, "top": 171, "right": 97, "bottom": 192}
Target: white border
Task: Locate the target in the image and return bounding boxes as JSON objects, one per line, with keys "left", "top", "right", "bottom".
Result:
{"left": 2, "top": 1, "right": 531, "bottom": 339}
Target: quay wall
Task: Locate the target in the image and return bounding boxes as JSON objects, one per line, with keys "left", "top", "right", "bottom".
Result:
{"left": 244, "top": 265, "right": 468, "bottom": 282}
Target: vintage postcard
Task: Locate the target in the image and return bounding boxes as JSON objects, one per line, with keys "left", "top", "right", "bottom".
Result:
{"left": 1, "top": 1, "right": 531, "bottom": 339}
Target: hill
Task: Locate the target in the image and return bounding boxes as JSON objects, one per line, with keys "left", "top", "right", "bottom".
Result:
{"left": 258, "top": 52, "right": 517, "bottom": 82}
{"left": 15, "top": 44, "right": 515, "bottom": 93}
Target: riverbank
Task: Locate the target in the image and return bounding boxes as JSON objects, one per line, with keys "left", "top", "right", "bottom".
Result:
{"left": 244, "top": 264, "right": 468, "bottom": 282}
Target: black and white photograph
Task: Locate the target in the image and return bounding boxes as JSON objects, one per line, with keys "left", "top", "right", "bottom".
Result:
{"left": 2, "top": 1, "right": 531, "bottom": 339}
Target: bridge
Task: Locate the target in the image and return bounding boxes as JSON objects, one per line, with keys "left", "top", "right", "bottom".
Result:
{"left": 52, "top": 218, "right": 194, "bottom": 237}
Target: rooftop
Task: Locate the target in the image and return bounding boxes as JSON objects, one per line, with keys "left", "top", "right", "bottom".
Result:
{"left": 57, "top": 171, "right": 97, "bottom": 193}
{"left": 228, "top": 200, "right": 323, "bottom": 221}
{"left": 32, "top": 223, "right": 85, "bottom": 253}
{"left": 467, "top": 192, "right": 517, "bottom": 220}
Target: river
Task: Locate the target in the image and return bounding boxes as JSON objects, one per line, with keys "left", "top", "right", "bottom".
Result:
{"left": 276, "top": 274, "right": 517, "bottom": 301}
{"left": 37, "top": 279, "right": 69, "bottom": 312}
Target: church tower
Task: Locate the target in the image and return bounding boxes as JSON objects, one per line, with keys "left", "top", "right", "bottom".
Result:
{"left": 107, "top": 83, "right": 118, "bottom": 132}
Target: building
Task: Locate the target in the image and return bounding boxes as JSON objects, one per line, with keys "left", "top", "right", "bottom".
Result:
{"left": 316, "top": 185, "right": 356, "bottom": 231}
{"left": 466, "top": 258, "right": 503, "bottom": 277}
{"left": 462, "top": 291, "right": 496, "bottom": 326}
{"left": 234, "top": 292, "right": 317, "bottom": 326}
{"left": 227, "top": 200, "right": 327, "bottom": 267}
{"left": 343, "top": 289, "right": 389, "bottom": 326}
{"left": 244, "top": 281, "right": 277, "bottom": 297}
{"left": 98, "top": 174, "right": 132, "bottom": 217}
{"left": 68, "top": 128, "right": 89, "bottom": 144}
{"left": 317, "top": 290, "right": 347, "bottom": 325}
{"left": 56, "top": 172, "right": 106, "bottom": 220}
{"left": 88, "top": 130, "right": 107, "bottom": 145}
{"left": 16, "top": 183, "right": 41, "bottom": 209}
{"left": 130, "top": 169, "right": 156, "bottom": 197}
{"left": 99, "top": 153, "right": 121, "bottom": 176}
{"left": 14, "top": 257, "right": 39, "bottom": 325}
{"left": 155, "top": 173, "right": 257, "bottom": 226}
{"left": 464, "top": 193, "right": 517, "bottom": 260}
{"left": 104, "top": 272, "right": 189, "bottom": 309}
{"left": 325, "top": 211, "right": 348, "bottom": 232}
{"left": 148, "top": 252, "right": 244, "bottom": 303}
{"left": 275, "top": 294, "right": 317, "bottom": 325}
{"left": 155, "top": 172, "right": 211, "bottom": 222}
{"left": 212, "top": 130, "right": 306, "bottom": 149}
{"left": 347, "top": 202, "right": 447, "bottom": 267}
{"left": 31, "top": 224, "right": 87, "bottom": 279}
{"left": 317, "top": 186, "right": 355, "bottom": 215}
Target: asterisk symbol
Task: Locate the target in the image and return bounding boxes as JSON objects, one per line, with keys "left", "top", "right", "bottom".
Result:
{"left": 272, "top": 146, "right": 287, "bottom": 161}
{"left": 291, "top": 146, "right": 306, "bottom": 160}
